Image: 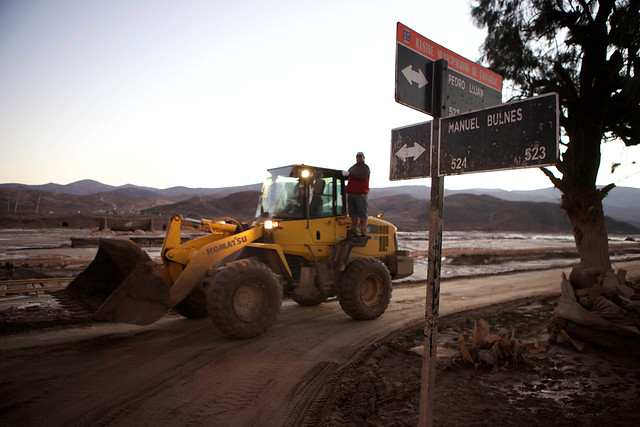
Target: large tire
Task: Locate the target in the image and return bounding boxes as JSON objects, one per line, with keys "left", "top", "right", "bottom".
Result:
{"left": 173, "top": 286, "right": 208, "bottom": 319}
{"left": 206, "top": 259, "right": 282, "bottom": 339}
{"left": 339, "top": 258, "right": 392, "bottom": 320}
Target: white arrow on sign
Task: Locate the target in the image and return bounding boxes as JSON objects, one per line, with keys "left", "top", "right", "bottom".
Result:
{"left": 401, "top": 65, "right": 428, "bottom": 88}
{"left": 395, "top": 142, "right": 427, "bottom": 162}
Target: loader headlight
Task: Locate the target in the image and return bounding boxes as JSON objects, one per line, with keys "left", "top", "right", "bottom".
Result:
{"left": 264, "top": 220, "right": 279, "bottom": 229}
{"left": 300, "top": 169, "right": 310, "bottom": 179}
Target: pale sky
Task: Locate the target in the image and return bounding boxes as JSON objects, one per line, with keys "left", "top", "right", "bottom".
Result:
{"left": 1, "top": 0, "right": 638, "bottom": 191}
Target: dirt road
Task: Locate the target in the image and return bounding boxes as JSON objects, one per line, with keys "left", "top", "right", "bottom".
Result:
{"left": 1, "top": 260, "right": 639, "bottom": 426}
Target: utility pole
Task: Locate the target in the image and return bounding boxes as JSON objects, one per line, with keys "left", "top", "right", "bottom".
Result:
{"left": 14, "top": 191, "right": 20, "bottom": 213}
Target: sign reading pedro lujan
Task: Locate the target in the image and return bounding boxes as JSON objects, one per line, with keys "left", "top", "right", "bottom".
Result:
{"left": 395, "top": 23, "right": 503, "bottom": 117}
{"left": 439, "top": 93, "right": 559, "bottom": 176}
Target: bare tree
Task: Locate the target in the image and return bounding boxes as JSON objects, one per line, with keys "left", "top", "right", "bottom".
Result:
{"left": 472, "top": 0, "right": 639, "bottom": 272}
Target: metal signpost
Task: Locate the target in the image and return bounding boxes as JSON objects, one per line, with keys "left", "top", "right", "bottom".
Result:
{"left": 392, "top": 23, "right": 560, "bottom": 425}
{"left": 390, "top": 23, "right": 560, "bottom": 426}
{"left": 392, "top": 21, "right": 563, "bottom": 427}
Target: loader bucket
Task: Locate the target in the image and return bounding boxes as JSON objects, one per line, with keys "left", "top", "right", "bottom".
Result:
{"left": 63, "top": 238, "right": 170, "bottom": 325}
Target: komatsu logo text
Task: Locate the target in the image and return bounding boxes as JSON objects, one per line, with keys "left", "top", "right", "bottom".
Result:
{"left": 206, "top": 236, "right": 248, "bottom": 255}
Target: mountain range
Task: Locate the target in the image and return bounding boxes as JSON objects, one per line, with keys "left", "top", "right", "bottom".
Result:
{"left": 1, "top": 180, "right": 638, "bottom": 233}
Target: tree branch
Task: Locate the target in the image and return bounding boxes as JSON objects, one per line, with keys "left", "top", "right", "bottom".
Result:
{"left": 598, "top": 183, "right": 616, "bottom": 200}
{"left": 540, "top": 167, "right": 565, "bottom": 191}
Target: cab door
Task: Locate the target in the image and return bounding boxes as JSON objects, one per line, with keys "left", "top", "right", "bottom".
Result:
{"left": 307, "top": 176, "right": 347, "bottom": 252}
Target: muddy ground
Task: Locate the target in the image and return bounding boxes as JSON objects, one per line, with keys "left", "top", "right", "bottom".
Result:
{"left": 1, "top": 245, "right": 640, "bottom": 425}
{"left": 2, "top": 287, "right": 640, "bottom": 425}
{"left": 323, "top": 293, "right": 640, "bottom": 426}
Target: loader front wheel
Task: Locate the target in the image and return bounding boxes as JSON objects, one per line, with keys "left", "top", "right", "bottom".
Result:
{"left": 339, "top": 258, "right": 392, "bottom": 320}
{"left": 206, "top": 259, "right": 282, "bottom": 339}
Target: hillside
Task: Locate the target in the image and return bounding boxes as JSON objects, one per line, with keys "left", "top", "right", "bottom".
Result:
{"left": 369, "top": 185, "right": 640, "bottom": 228}
{"left": 0, "top": 181, "right": 262, "bottom": 198}
{"left": 0, "top": 181, "right": 638, "bottom": 234}
{"left": 372, "top": 194, "right": 638, "bottom": 234}
{"left": 141, "top": 191, "right": 261, "bottom": 220}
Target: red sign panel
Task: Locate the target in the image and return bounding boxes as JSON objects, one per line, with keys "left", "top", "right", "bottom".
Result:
{"left": 397, "top": 23, "right": 503, "bottom": 92}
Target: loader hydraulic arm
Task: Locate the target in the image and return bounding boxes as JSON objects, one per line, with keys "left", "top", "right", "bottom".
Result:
{"left": 162, "top": 215, "right": 240, "bottom": 260}
{"left": 162, "top": 216, "right": 291, "bottom": 307}
{"left": 166, "top": 224, "right": 265, "bottom": 306}
{"left": 161, "top": 215, "right": 247, "bottom": 284}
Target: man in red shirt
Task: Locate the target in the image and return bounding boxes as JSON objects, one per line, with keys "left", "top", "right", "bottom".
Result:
{"left": 345, "top": 151, "right": 370, "bottom": 238}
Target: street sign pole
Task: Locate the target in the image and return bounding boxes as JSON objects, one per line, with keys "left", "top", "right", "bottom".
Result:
{"left": 418, "top": 59, "right": 446, "bottom": 427}
{"left": 393, "top": 23, "right": 506, "bottom": 427}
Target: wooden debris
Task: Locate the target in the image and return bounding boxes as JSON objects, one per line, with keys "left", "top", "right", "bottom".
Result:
{"left": 471, "top": 319, "right": 490, "bottom": 349}
{"left": 522, "top": 340, "right": 548, "bottom": 354}
{"left": 560, "top": 329, "right": 585, "bottom": 352}
{"left": 553, "top": 267, "right": 640, "bottom": 355}
{"left": 408, "top": 345, "right": 459, "bottom": 366}
{"left": 413, "top": 320, "right": 551, "bottom": 370}
{"left": 0, "top": 278, "right": 71, "bottom": 296}
{"left": 458, "top": 334, "right": 475, "bottom": 364}
{"left": 454, "top": 318, "right": 543, "bottom": 370}
{"left": 435, "top": 346, "right": 459, "bottom": 360}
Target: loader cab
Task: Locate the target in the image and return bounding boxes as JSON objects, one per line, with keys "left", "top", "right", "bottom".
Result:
{"left": 255, "top": 165, "right": 347, "bottom": 222}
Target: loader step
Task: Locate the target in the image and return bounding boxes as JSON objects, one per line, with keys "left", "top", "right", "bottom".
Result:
{"left": 344, "top": 235, "right": 371, "bottom": 247}
{"left": 331, "top": 236, "right": 372, "bottom": 271}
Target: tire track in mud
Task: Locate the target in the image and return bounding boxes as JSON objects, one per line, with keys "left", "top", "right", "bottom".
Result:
{"left": 276, "top": 318, "right": 429, "bottom": 426}
{"left": 1, "top": 299, "right": 425, "bottom": 426}
{"left": 139, "top": 304, "right": 398, "bottom": 425}
{"left": 185, "top": 326, "right": 336, "bottom": 425}
{"left": 280, "top": 361, "right": 342, "bottom": 426}
{"left": 1, "top": 322, "right": 243, "bottom": 426}
{"left": 70, "top": 344, "right": 233, "bottom": 426}
{"left": 4, "top": 262, "right": 640, "bottom": 425}
{"left": 5, "top": 260, "right": 593, "bottom": 426}
{"left": 66, "top": 317, "right": 349, "bottom": 425}
{"left": 243, "top": 307, "right": 412, "bottom": 425}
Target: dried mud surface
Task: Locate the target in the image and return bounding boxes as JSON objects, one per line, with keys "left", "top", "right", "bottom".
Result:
{"left": 1, "top": 245, "right": 640, "bottom": 425}
{"left": 323, "top": 294, "right": 640, "bottom": 426}
{"left": 2, "top": 291, "right": 640, "bottom": 425}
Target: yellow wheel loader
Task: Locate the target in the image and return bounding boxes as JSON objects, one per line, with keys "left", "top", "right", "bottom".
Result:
{"left": 59, "top": 165, "right": 414, "bottom": 339}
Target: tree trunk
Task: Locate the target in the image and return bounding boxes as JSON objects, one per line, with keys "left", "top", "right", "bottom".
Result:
{"left": 561, "top": 188, "right": 612, "bottom": 272}
{"left": 559, "top": 95, "right": 612, "bottom": 273}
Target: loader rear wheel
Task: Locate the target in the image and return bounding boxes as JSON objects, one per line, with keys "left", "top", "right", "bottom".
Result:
{"left": 173, "top": 286, "right": 208, "bottom": 319}
{"left": 339, "top": 258, "right": 392, "bottom": 320}
{"left": 206, "top": 259, "right": 282, "bottom": 339}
